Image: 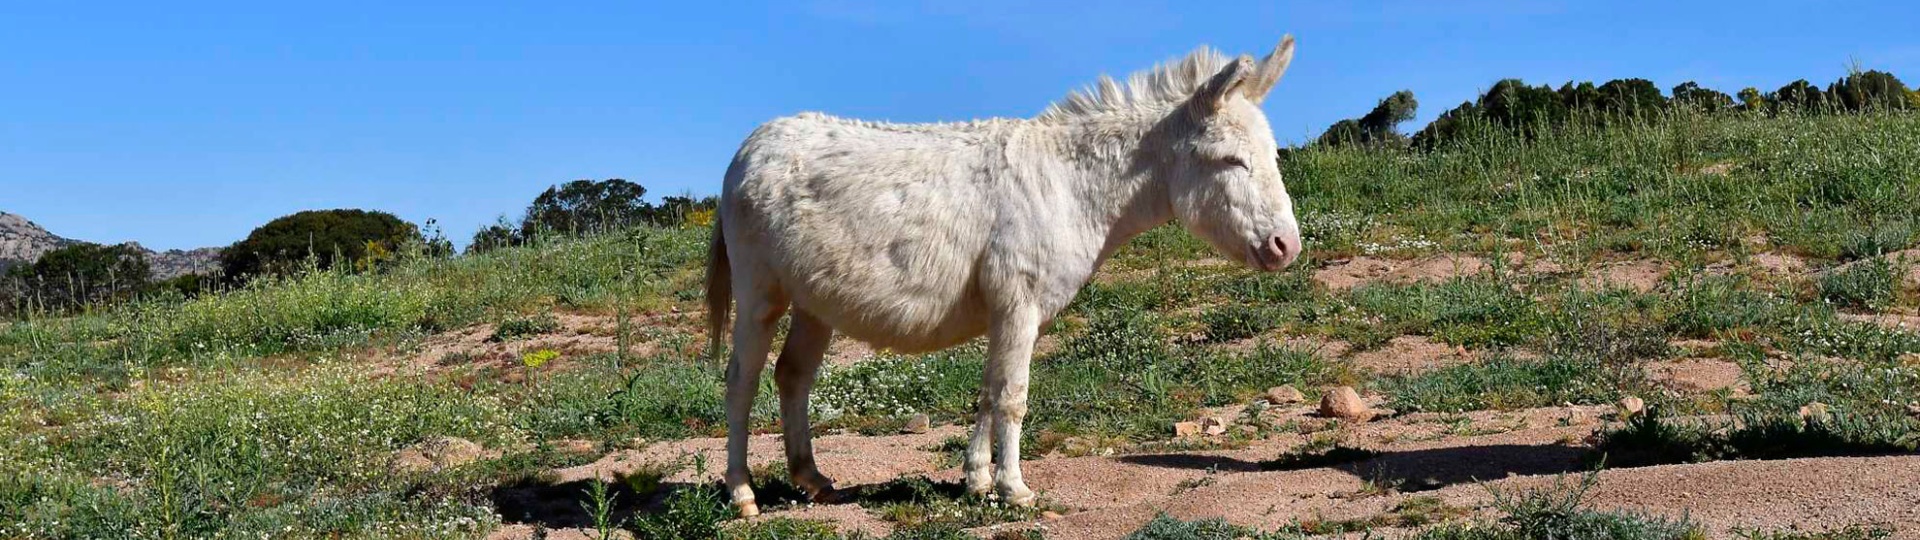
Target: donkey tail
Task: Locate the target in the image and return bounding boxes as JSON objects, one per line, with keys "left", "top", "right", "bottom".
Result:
{"left": 705, "top": 217, "right": 732, "bottom": 363}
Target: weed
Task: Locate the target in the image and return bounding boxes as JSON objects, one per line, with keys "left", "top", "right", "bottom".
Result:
{"left": 1817, "top": 258, "right": 1897, "bottom": 310}
{"left": 491, "top": 313, "right": 561, "bottom": 342}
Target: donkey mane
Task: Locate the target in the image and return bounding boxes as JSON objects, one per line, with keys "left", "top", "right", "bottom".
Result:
{"left": 1038, "top": 46, "right": 1233, "bottom": 122}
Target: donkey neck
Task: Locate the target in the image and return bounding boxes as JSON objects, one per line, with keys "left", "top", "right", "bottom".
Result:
{"left": 1025, "top": 111, "right": 1178, "bottom": 261}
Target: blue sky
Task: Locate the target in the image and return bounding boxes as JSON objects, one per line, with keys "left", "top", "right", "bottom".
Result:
{"left": 4, "top": 1, "right": 1917, "bottom": 250}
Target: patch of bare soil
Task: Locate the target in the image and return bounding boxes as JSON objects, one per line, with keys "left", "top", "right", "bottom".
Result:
{"left": 1646, "top": 358, "right": 1748, "bottom": 394}
{"left": 1694, "top": 162, "right": 1737, "bottom": 176}
{"left": 1749, "top": 252, "right": 1808, "bottom": 275}
{"left": 1581, "top": 261, "right": 1669, "bottom": 292}
{"left": 546, "top": 426, "right": 969, "bottom": 487}
{"left": 1314, "top": 255, "right": 1489, "bottom": 290}
{"left": 1345, "top": 336, "right": 1475, "bottom": 375}
{"left": 372, "top": 312, "right": 701, "bottom": 377}
{"left": 1501, "top": 252, "right": 1568, "bottom": 274}
{"left": 1449, "top": 456, "right": 1920, "bottom": 539}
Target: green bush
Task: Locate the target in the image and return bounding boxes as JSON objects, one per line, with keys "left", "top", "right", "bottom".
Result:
{"left": 220, "top": 209, "right": 423, "bottom": 280}
{"left": 3, "top": 242, "right": 151, "bottom": 313}
{"left": 489, "top": 313, "right": 560, "bottom": 342}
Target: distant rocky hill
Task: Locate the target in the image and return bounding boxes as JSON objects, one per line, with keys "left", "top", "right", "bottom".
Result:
{"left": 0, "top": 211, "right": 222, "bottom": 280}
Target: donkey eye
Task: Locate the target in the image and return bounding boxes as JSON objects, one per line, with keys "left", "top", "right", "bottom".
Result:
{"left": 1222, "top": 156, "right": 1247, "bottom": 169}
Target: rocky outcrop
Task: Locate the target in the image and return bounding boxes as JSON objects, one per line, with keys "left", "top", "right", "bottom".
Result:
{"left": 0, "top": 211, "right": 221, "bottom": 279}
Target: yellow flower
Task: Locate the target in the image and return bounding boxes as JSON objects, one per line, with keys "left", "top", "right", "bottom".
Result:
{"left": 521, "top": 349, "right": 558, "bottom": 369}
{"left": 685, "top": 208, "right": 716, "bottom": 228}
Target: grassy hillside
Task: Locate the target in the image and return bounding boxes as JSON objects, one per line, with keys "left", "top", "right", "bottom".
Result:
{"left": 4, "top": 111, "right": 1918, "bottom": 539}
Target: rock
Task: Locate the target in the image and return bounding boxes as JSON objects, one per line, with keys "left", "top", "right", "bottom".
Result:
{"left": 1906, "top": 404, "right": 1920, "bottom": 418}
{"left": 391, "top": 436, "right": 486, "bottom": 474}
{"left": 902, "top": 413, "right": 932, "bottom": 434}
{"left": 1199, "top": 416, "right": 1229, "bottom": 436}
{"left": 1318, "top": 386, "right": 1372, "bottom": 422}
{"left": 1265, "top": 385, "right": 1305, "bottom": 404}
{"left": 1173, "top": 421, "right": 1202, "bottom": 438}
{"left": 1040, "top": 510, "right": 1064, "bottom": 521}
{"left": 1617, "top": 396, "right": 1646, "bottom": 418}
{"left": 1799, "top": 402, "right": 1831, "bottom": 424}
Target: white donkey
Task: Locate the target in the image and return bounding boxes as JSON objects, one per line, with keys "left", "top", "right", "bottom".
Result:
{"left": 706, "top": 36, "right": 1302, "bottom": 516}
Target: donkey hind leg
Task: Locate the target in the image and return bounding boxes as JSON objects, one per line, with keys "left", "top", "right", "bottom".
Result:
{"left": 774, "top": 309, "right": 837, "bottom": 501}
{"left": 987, "top": 307, "right": 1041, "bottom": 506}
{"left": 724, "top": 290, "right": 787, "bottom": 518}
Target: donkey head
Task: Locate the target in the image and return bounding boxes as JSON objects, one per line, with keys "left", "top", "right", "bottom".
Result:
{"left": 1164, "top": 36, "right": 1301, "bottom": 271}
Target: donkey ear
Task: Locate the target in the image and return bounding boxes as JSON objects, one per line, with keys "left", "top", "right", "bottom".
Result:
{"left": 1241, "top": 35, "right": 1296, "bottom": 104}
{"left": 1193, "top": 55, "right": 1256, "bottom": 116}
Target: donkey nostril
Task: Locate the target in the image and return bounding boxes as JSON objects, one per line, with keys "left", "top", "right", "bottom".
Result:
{"left": 1266, "top": 235, "right": 1288, "bottom": 257}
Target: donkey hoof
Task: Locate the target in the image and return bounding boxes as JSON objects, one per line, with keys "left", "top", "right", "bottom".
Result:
{"left": 734, "top": 500, "right": 761, "bottom": 518}
{"left": 1001, "top": 489, "right": 1037, "bottom": 508}
{"left": 964, "top": 475, "right": 993, "bottom": 496}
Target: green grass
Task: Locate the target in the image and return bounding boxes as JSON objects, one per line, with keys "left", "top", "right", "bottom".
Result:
{"left": 1378, "top": 354, "right": 1634, "bottom": 414}
{"left": 1817, "top": 258, "right": 1898, "bottom": 310}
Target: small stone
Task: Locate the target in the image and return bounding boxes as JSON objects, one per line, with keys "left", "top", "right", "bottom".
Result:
{"left": 1173, "top": 421, "right": 1202, "bottom": 438}
{"left": 902, "top": 413, "right": 932, "bottom": 434}
{"left": 1200, "top": 416, "right": 1229, "bottom": 436}
{"left": 1617, "top": 396, "right": 1646, "bottom": 418}
{"left": 1907, "top": 404, "right": 1920, "bottom": 418}
{"left": 1799, "top": 402, "right": 1831, "bottom": 424}
{"left": 1041, "top": 510, "right": 1064, "bottom": 520}
{"left": 1319, "top": 386, "right": 1373, "bottom": 422}
{"left": 1265, "top": 385, "right": 1306, "bottom": 404}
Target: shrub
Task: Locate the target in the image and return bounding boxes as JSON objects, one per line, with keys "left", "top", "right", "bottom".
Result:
{"left": 3, "top": 242, "right": 150, "bottom": 312}
{"left": 220, "top": 209, "right": 422, "bottom": 281}
{"left": 489, "top": 313, "right": 560, "bottom": 342}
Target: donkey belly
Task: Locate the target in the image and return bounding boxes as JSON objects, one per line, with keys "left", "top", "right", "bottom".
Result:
{"left": 729, "top": 113, "right": 1001, "bottom": 352}
{"left": 766, "top": 211, "right": 995, "bottom": 353}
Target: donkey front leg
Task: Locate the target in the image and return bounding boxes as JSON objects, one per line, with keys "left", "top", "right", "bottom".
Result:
{"left": 774, "top": 310, "right": 837, "bottom": 501}
{"left": 725, "top": 296, "right": 786, "bottom": 517}
{"left": 962, "top": 370, "right": 998, "bottom": 495}
{"left": 984, "top": 306, "right": 1041, "bottom": 506}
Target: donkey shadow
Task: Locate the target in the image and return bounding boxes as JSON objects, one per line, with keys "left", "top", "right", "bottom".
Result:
{"left": 1116, "top": 443, "right": 1591, "bottom": 492}
{"left": 489, "top": 473, "right": 976, "bottom": 529}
